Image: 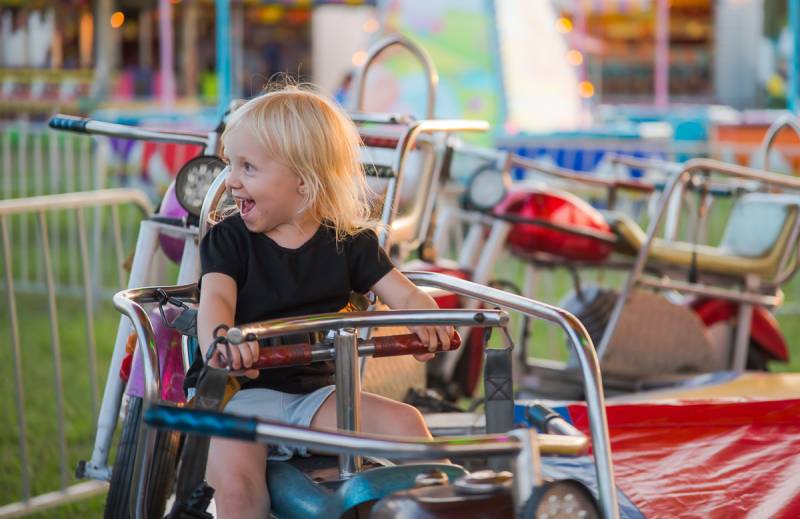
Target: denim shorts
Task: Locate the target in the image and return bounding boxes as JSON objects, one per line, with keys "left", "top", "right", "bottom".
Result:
{"left": 223, "top": 385, "right": 336, "bottom": 460}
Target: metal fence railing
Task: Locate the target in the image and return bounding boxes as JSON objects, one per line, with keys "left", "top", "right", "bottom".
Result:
{"left": 0, "top": 118, "right": 202, "bottom": 517}
{"left": 0, "top": 190, "right": 152, "bottom": 518}
{"left": 0, "top": 121, "right": 201, "bottom": 296}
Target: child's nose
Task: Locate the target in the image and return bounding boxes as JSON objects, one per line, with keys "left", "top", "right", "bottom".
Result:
{"left": 225, "top": 166, "right": 241, "bottom": 189}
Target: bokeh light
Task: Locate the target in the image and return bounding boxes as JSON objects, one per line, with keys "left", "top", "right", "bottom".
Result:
{"left": 363, "top": 18, "right": 380, "bottom": 33}
{"left": 567, "top": 50, "right": 583, "bottom": 66}
{"left": 555, "top": 17, "right": 573, "bottom": 33}
{"left": 352, "top": 50, "right": 368, "bottom": 67}
{"left": 578, "top": 81, "right": 595, "bottom": 98}
{"left": 110, "top": 11, "right": 125, "bottom": 29}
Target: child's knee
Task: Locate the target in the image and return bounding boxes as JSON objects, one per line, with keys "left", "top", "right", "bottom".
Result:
{"left": 393, "top": 401, "right": 430, "bottom": 437}
{"left": 211, "top": 470, "right": 270, "bottom": 517}
{"left": 206, "top": 440, "right": 269, "bottom": 515}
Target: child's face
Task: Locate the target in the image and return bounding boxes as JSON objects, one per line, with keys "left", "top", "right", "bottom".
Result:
{"left": 223, "top": 125, "right": 306, "bottom": 233}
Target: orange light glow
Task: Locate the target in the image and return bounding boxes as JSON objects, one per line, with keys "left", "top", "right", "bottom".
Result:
{"left": 578, "top": 81, "right": 595, "bottom": 98}
{"left": 363, "top": 18, "right": 380, "bottom": 33}
{"left": 352, "top": 50, "right": 368, "bottom": 67}
{"left": 556, "top": 17, "right": 573, "bottom": 34}
{"left": 567, "top": 50, "right": 583, "bottom": 66}
{"left": 110, "top": 11, "right": 124, "bottom": 29}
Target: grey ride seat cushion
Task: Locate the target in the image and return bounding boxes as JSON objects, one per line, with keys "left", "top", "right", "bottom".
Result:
{"left": 584, "top": 290, "right": 716, "bottom": 377}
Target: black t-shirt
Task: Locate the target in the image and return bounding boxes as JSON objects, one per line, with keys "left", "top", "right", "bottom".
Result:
{"left": 184, "top": 214, "right": 394, "bottom": 393}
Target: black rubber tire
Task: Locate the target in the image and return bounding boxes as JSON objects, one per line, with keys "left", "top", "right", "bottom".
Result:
{"left": 559, "top": 286, "right": 618, "bottom": 347}
{"left": 103, "top": 396, "right": 182, "bottom": 519}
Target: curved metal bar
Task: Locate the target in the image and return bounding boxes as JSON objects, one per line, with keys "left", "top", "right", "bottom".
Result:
{"left": 756, "top": 114, "right": 800, "bottom": 172}
{"left": 226, "top": 309, "right": 508, "bottom": 344}
{"left": 0, "top": 188, "right": 154, "bottom": 216}
{"left": 402, "top": 271, "right": 619, "bottom": 519}
{"left": 117, "top": 283, "right": 200, "bottom": 306}
{"left": 111, "top": 283, "right": 198, "bottom": 519}
{"left": 85, "top": 120, "right": 209, "bottom": 147}
{"left": 492, "top": 212, "right": 619, "bottom": 245}
{"left": 50, "top": 114, "right": 209, "bottom": 146}
{"left": 146, "top": 403, "right": 522, "bottom": 457}
{"left": 607, "top": 154, "right": 681, "bottom": 174}
{"left": 198, "top": 165, "right": 230, "bottom": 239}
{"left": 349, "top": 112, "right": 415, "bottom": 126}
{"left": 111, "top": 293, "right": 159, "bottom": 519}
{"left": 352, "top": 34, "right": 438, "bottom": 119}
{"left": 597, "top": 158, "right": 800, "bottom": 370}
{"left": 511, "top": 155, "right": 656, "bottom": 194}
{"left": 381, "top": 118, "right": 490, "bottom": 249}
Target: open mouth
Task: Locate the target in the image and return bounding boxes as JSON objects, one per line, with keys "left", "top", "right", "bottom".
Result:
{"left": 236, "top": 197, "right": 255, "bottom": 216}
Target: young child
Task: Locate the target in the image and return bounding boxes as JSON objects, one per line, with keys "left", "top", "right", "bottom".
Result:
{"left": 188, "top": 84, "right": 453, "bottom": 518}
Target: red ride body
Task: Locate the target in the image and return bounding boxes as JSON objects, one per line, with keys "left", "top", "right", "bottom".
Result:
{"left": 692, "top": 298, "right": 789, "bottom": 362}
{"left": 495, "top": 188, "right": 613, "bottom": 262}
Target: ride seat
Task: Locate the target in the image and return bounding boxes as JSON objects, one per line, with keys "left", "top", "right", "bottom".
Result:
{"left": 607, "top": 193, "right": 800, "bottom": 281}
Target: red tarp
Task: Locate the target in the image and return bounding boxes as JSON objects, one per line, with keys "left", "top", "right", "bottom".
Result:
{"left": 568, "top": 399, "right": 800, "bottom": 518}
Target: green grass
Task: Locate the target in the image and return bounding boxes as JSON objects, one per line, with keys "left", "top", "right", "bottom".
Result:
{"left": 0, "top": 292, "right": 120, "bottom": 517}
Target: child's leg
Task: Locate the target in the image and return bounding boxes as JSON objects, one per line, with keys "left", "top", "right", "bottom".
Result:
{"left": 311, "top": 391, "right": 431, "bottom": 438}
{"left": 206, "top": 438, "right": 269, "bottom": 519}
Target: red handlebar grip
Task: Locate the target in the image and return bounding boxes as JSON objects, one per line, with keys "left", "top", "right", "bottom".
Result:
{"left": 372, "top": 332, "right": 462, "bottom": 358}
{"left": 252, "top": 343, "right": 313, "bottom": 369}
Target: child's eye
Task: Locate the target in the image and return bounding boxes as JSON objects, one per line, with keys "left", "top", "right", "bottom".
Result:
{"left": 243, "top": 162, "right": 255, "bottom": 173}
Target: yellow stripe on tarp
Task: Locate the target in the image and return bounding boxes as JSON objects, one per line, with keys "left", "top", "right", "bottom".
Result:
{"left": 612, "top": 372, "right": 800, "bottom": 402}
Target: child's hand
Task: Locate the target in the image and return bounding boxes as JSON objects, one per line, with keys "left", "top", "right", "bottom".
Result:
{"left": 409, "top": 325, "right": 455, "bottom": 362}
{"left": 209, "top": 339, "right": 261, "bottom": 379}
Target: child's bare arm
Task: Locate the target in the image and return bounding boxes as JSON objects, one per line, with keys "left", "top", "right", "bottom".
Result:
{"left": 198, "top": 272, "right": 259, "bottom": 378}
{"left": 371, "top": 269, "right": 454, "bottom": 361}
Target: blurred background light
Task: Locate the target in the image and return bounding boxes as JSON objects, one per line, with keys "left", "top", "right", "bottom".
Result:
{"left": 555, "top": 16, "right": 573, "bottom": 33}
{"left": 351, "top": 50, "right": 368, "bottom": 67}
{"left": 578, "top": 80, "right": 595, "bottom": 98}
{"left": 566, "top": 49, "right": 584, "bottom": 66}
{"left": 110, "top": 11, "right": 125, "bottom": 29}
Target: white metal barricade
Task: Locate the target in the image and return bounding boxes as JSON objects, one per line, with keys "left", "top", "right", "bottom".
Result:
{"left": 0, "top": 190, "right": 152, "bottom": 518}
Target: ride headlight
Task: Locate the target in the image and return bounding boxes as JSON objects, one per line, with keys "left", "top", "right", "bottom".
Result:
{"left": 465, "top": 164, "right": 509, "bottom": 211}
{"left": 174, "top": 155, "right": 227, "bottom": 218}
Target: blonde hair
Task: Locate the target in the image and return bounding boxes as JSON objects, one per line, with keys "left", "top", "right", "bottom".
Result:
{"left": 220, "top": 83, "right": 377, "bottom": 241}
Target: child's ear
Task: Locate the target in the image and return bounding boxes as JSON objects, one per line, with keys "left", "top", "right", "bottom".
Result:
{"left": 297, "top": 177, "right": 307, "bottom": 195}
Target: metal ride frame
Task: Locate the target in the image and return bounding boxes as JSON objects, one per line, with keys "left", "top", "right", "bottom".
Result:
{"left": 427, "top": 144, "right": 656, "bottom": 382}
{"left": 116, "top": 271, "right": 619, "bottom": 519}
{"left": 598, "top": 158, "right": 800, "bottom": 374}
{"left": 430, "top": 141, "right": 800, "bottom": 383}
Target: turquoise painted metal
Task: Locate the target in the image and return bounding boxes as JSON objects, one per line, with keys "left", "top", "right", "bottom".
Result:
{"left": 791, "top": 0, "right": 800, "bottom": 113}
{"left": 267, "top": 462, "right": 467, "bottom": 519}
{"left": 215, "top": 0, "right": 233, "bottom": 118}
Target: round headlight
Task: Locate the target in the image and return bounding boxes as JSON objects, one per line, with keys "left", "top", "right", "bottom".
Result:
{"left": 175, "top": 155, "right": 227, "bottom": 217}
{"left": 465, "top": 164, "right": 509, "bottom": 211}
